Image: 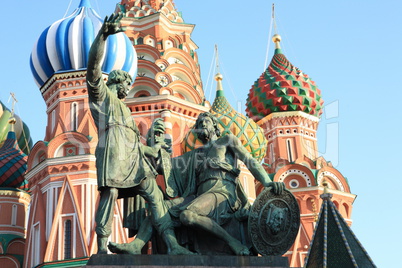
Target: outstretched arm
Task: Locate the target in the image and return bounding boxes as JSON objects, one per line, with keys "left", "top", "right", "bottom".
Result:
{"left": 227, "top": 134, "right": 285, "bottom": 195}
{"left": 87, "top": 13, "right": 125, "bottom": 83}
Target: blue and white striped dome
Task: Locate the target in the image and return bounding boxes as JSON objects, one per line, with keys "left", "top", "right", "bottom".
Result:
{"left": 30, "top": 0, "right": 137, "bottom": 88}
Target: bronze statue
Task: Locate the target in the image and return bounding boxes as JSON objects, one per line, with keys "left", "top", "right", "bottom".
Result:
{"left": 109, "top": 112, "right": 286, "bottom": 255}
{"left": 86, "top": 13, "right": 191, "bottom": 255}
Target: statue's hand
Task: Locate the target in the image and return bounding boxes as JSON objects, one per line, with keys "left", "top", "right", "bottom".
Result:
{"left": 152, "top": 118, "right": 166, "bottom": 138}
{"left": 234, "top": 207, "right": 250, "bottom": 221}
{"left": 101, "top": 13, "right": 125, "bottom": 38}
{"left": 265, "top": 181, "right": 285, "bottom": 195}
{"left": 146, "top": 118, "right": 172, "bottom": 153}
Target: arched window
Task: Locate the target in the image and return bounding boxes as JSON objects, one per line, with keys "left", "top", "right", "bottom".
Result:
{"left": 11, "top": 204, "right": 17, "bottom": 226}
{"left": 33, "top": 224, "right": 40, "bottom": 266}
{"left": 51, "top": 109, "right": 56, "bottom": 131}
{"left": 165, "top": 39, "right": 174, "bottom": 49}
{"left": 71, "top": 102, "right": 78, "bottom": 131}
{"left": 242, "top": 176, "right": 249, "bottom": 194}
{"left": 306, "top": 140, "right": 313, "bottom": 159}
{"left": 64, "top": 220, "right": 72, "bottom": 259}
{"left": 269, "top": 143, "right": 274, "bottom": 163}
{"left": 137, "top": 37, "right": 144, "bottom": 45}
{"left": 343, "top": 203, "right": 350, "bottom": 217}
{"left": 287, "top": 139, "right": 294, "bottom": 162}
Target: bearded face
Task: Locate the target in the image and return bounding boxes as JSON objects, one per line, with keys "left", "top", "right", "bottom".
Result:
{"left": 107, "top": 70, "right": 132, "bottom": 99}
{"left": 196, "top": 116, "right": 216, "bottom": 143}
{"left": 266, "top": 205, "right": 287, "bottom": 235}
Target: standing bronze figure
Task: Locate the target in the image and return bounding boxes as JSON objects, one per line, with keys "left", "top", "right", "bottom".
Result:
{"left": 86, "top": 13, "right": 191, "bottom": 255}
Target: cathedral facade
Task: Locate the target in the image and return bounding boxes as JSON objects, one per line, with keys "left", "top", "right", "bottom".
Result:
{"left": 0, "top": 1, "right": 355, "bottom": 267}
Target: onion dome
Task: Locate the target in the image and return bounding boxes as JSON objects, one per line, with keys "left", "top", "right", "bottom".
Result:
{"left": 246, "top": 34, "right": 324, "bottom": 120}
{"left": 30, "top": 0, "right": 137, "bottom": 88}
{"left": 182, "top": 74, "right": 267, "bottom": 161}
{"left": 0, "top": 118, "right": 29, "bottom": 192}
{"left": 0, "top": 101, "right": 32, "bottom": 155}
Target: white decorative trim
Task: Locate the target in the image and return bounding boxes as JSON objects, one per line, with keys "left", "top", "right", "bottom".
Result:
{"left": 278, "top": 169, "right": 312, "bottom": 187}
{"left": 317, "top": 171, "right": 345, "bottom": 191}
{"left": 71, "top": 178, "right": 98, "bottom": 186}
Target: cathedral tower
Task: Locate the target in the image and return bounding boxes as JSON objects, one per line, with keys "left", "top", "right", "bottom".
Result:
{"left": 116, "top": 0, "right": 208, "bottom": 157}
{"left": 246, "top": 35, "right": 356, "bottom": 267}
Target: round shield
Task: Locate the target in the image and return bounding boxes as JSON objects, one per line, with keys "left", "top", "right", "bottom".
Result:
{"left": 248, "top": 188, "right": 300, "bottom": 256}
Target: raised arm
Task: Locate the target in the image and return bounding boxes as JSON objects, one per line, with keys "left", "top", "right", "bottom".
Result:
{"left": 87, "top": 13, "right": 125, "bottom": 83}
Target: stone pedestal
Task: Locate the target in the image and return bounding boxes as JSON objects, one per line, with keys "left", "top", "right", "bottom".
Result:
{"left": 84, "top": 254, "right": 289, "bottom": 268}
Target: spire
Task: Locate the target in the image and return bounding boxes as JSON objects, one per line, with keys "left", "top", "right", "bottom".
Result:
{"left": 271, "top": 4, "right": 281, "bottom": 54}
{"left": 305, "top": 185, "right": 376, "bottom": 267}
{"left": 214, "top": 45, "right": 224, "bottom": 97}
{"left": 8, "top": 92, "right": 17, "bottom": 133}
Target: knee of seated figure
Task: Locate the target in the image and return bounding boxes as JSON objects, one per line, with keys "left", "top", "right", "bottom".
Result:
{"left": 180, "top": 210, "right": 197, "bottom": 226}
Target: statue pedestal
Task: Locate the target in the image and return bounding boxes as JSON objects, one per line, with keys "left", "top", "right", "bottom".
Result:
{"left": 84, "top": 254, "right": 289, "bottom": 268}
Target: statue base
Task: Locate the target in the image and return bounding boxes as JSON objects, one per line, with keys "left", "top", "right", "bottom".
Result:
{"left": 84, "top": 254, "right": 289, "bottom": 267}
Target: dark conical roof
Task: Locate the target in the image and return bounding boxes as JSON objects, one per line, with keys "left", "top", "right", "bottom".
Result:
{"left": 305, "top": 192, "right": 376, "bottom": 268}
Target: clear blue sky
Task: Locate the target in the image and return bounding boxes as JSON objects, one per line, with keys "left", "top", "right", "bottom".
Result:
{"left": 1, "top": 1, "right": 400, "bottom": 266}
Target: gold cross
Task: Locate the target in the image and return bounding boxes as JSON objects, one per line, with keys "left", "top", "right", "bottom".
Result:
{"left": 9, "top": 92, "right": 18, "bottom": 116}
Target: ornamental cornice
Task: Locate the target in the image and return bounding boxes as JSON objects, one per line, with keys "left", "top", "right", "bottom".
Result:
{"left": 289, "top": 186, "right": 356, "bottom": 199}
{"left": 40, "top": 71, "right": 89, "bottom": 94}
{"left": 25, "top": 155, "right": 96, "bottom": 180}
{"left": 123, "top": 13, "right": 195, "bottom": 36}
{"left": 0, "top": 189, "right": 31, "bottom": 201}
{"left": 125, "top": 94, "right": 208, "bottom": 113}
{"left": 258, "top": 111, "right": 320, "bottom": 125}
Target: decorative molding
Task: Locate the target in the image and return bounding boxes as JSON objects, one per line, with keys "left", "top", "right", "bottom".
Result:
{"left": 258, "top": 111, "right": 320, "bottom": 125}
{"left": 0, "top": 190, "right": 31, "bottom": 201}
{"left": 317, "top": 171, "right": 345, "bottom": 191}
{"left": 278, "top": 169, "right": 312, "bottom": 187}
{"left": 26, "top": 155, "right": 96, "bottom": 180}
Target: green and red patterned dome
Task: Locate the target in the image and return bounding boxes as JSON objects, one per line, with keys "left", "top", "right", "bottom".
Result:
{"left": 246, "top": 34, "right": 324, "bottom": 120}
{"left": 0, "top": 119, "right": 29, "bottom": 192}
